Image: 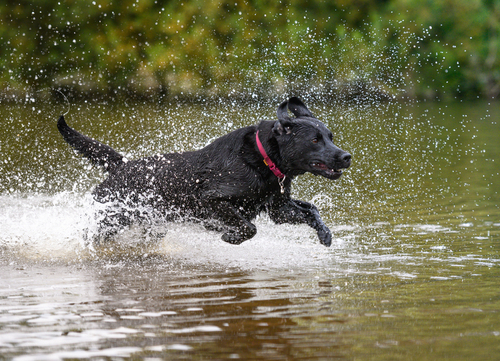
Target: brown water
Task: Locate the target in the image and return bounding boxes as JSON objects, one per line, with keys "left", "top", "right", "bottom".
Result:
{"left": 0, "top": 99, "right": 499, "bottom": 360}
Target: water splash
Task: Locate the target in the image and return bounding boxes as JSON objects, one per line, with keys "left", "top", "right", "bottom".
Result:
{"left": 0, "top": 193, "right": 90, "bottom": 262}
{"left": 0, "top": 191, "right": 356, "bottom": 271}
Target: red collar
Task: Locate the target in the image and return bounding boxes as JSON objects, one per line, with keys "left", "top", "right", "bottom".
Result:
{"left": 255, "top": 130, "right": 286, "bottom": 179}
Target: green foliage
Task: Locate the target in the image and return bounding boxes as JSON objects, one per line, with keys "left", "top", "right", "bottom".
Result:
{"left": 0, "top": 0, "right": 498, "bottom": 100}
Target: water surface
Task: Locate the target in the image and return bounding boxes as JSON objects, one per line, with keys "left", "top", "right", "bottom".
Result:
{"left": 0, "top": 99, "right": 499, "bottom": 360}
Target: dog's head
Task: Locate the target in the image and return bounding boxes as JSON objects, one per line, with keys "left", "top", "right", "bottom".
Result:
{"left": 273, "top": 97, "right": 351, "bottom": 180}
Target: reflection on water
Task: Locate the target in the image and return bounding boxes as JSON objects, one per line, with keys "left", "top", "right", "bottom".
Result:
{"left": 0, "top": 100, "right": 499, "bottom": 360}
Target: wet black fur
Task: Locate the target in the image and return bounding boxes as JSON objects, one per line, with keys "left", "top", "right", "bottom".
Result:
{"left": 57, "top": 97, "right": 351, "bottom": 246}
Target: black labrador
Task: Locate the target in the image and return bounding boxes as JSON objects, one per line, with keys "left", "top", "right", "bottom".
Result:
{"left": 57, "top": 97, "right": 351, "bottom": 246}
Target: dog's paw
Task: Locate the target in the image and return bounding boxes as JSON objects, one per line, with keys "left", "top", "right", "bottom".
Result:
{"left": 317, "top": 226, "right": 332, "bottom": 247}
{"left": 221, "top": 223, "right": 256, "bottom": 245}
{"left": 222, "top": 232, "right": 246, "bottom": 245}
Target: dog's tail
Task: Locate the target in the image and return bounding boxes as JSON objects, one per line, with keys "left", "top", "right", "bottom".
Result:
{"left": 57, "top": 115, "right": 125, "bottom": 173}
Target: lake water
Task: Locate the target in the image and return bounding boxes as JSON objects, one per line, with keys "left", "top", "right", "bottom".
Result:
{"left": 0, "top": 98, "right": 499, "bottom": 360}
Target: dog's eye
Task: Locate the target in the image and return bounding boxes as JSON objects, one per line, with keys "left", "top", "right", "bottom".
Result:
{"left": 312, "top": 138, "right": 319, "bottom": 144}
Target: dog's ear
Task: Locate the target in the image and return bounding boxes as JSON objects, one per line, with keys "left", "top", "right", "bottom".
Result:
{"left": 277, "top": 99, "right": 290, "bottom": 122}
{"left": 288, "top": 97, "right": 314, "bottom": 118}
{"left": 274, "top": 99, "right": 294, "bottom": 135}
{"left": 273, "top": 118, "right": 294, "bottom": 136}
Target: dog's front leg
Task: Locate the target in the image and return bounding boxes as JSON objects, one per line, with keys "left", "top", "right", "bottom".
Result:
{"left": 292, "top": 199, "right": 332, "bottom": 246}
{"left": 208, "top": 202, "right": 257, "bottom": 245}
{"left": 269, "top": 198, "right": 332, "bottom": 247}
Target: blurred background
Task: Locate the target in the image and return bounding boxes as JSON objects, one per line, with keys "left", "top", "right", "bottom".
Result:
{"left": 1, "top": 0, "right": 499, "bottom": 102}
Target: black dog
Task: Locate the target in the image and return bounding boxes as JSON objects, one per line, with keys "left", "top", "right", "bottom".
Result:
{"left": 57, "top": 97, "right": 351, "bottom": 246}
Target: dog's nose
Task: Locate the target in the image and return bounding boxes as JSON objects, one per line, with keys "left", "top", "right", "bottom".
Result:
{"left": 342, "top": 153, "right": 351, "bottom": 167}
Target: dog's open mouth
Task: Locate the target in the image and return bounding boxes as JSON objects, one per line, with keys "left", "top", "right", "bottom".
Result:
{"left": 311, "top": 162, "right": 343, "bottom": 179}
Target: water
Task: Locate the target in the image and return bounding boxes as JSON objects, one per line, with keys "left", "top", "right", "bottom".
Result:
{"left": 0, "top": 99, "right": 499, "bottom": 360}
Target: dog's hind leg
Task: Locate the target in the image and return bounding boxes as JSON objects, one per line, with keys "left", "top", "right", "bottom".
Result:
{"left": 88, "top": 207, "right": 134, "bottom": 244}
{"left": 206, "top": 202, "right": 257, "bottom": 245}
{"left": 268, "top": 198, "right": 332, "bottom": 247}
